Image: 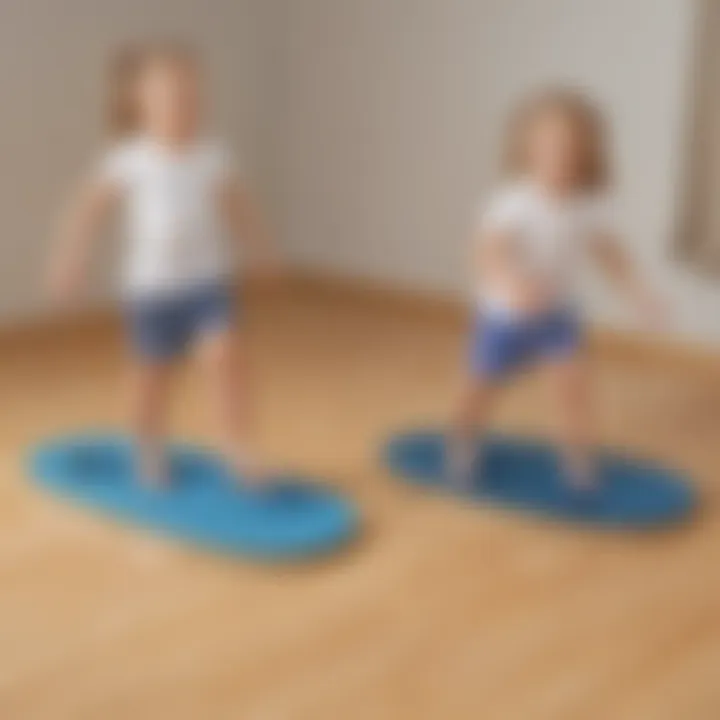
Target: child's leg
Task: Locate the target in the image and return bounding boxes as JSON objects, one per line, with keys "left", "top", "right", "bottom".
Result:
{"left": 538, "top": 309, "right": 597, "bottom": 489}
{"left": 445, "top": 312, "right": 521, "bottom": 486}
{"left": 546, "top": 350, "right": 596, "bottom": 489}
{"left": 129, "top": 361, "right": 173, "bottom": 487}
{"left": 451, "top": 376, "right": 496, "bottom": 438}
{"left": 196, "top": 328, "right": 260, "bottom": 482}
{"left": 447, "top": 376, "right": 497, "bottom": 486}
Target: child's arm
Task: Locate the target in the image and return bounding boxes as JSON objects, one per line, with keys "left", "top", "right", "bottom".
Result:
{"left": 591, "top": 233, "right": 665, "bottom": 325}
{"left": 48, "top": 179, "right": 119, "bottom": 302}
{"left": 218, "top": 178, "right": 281, "bottom": 278}
{"left": 477, "top": 230, "right": 550, "bottom": 314}
{"left": 478, "top": 230, "right": 517, "bottom": 290}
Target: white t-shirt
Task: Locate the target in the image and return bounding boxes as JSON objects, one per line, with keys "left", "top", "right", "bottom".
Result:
{"left": 476, "top": 181, "right": 613, "bottom": 314}
{"left": 100, "top": 136, "right": 235, "bottom": 298}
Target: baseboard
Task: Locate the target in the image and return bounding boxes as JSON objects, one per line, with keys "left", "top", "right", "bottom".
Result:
{"left": 287, "top": 269, "right": 720, "bottom": 377}
{"left": 286, "top": 270, "right": 468, "bottom": 324}
{"left": 0, "top": 277, "right": 275, "bottom": 348}
{"left": 2, "top": 269, "right": 718, "bottom": 377}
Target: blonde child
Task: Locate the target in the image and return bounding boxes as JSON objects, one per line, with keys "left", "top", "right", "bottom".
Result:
{"left": 49, "top": 42, "right": 278, "bottom": 488}
{"left": 450, "top": 88, "right": 663, "bottom": 493}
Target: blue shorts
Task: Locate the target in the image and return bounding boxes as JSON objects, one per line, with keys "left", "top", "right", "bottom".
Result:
{"left": 470, "top": 307, "right": 582, "bottom": 380}
{"left": 126, "top": 282, "right": 236, "bottom": 361}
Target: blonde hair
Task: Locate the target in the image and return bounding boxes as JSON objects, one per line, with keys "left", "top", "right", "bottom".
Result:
{"left": 107, "top": 41, "right": 197, "bottom": 137}
{"left": 502, "top": 87, "right": 611, "bottom": 191}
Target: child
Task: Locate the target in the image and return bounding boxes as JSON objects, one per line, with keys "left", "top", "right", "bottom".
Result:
{"left": 49, "top": 42, "right": 278, "bottom": 488}
{"left": 450, "top": 88, "right": 663, "bottom": 493}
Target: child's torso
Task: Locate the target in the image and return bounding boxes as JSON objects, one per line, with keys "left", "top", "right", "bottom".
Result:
{"left": 477, "top": 182, "right": 609, "bottom": 316}
{"left": 108, "top": 137, "right": 233, "bottom": 298}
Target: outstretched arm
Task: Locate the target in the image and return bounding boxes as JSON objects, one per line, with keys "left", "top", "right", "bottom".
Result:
{"left": 217, "top": 179, "right": 281, "bottom": 277}
{"left": 48, "top": 179, "right": 119, "bottom": 303}
{"left": 477, "top": 229, "right": 552, "bottom": 315}
{"left": 591, "top": 232, "right": 665, "bottom": 326}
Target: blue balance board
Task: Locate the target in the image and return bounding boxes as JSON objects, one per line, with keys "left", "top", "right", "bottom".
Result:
{"left": 29, "top": 435, "right": 359, "bottom": 561}
{"left": 383, "top": 430, "right": 697, "bottom": 530}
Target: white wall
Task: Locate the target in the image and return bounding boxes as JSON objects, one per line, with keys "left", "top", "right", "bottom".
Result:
{"left": 0, "top": 0, "right": 261, "bottom": 324}
{"left": 5, "top": 0, "right": 719, "bottom": 345}
{"left": 274, "top": 0, "right": 720, "bottom": 344}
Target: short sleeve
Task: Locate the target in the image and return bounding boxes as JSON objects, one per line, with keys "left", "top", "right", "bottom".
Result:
{"left": 97, "top": 144, "right": 135, "bottom": 188}
{"left": 475, "top": 186, "right": 526, "bottom": 237}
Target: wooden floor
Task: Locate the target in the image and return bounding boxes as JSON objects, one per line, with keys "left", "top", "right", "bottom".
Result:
{"left": 1, "top": 285, "right": 719, "bottom": 720}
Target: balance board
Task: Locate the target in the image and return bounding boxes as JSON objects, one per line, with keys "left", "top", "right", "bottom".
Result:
{"left": 384, "top": 430, "right": 696, "bottom": 530}
{"left": 30, "top": 435, "right": 360, "bottom": 562}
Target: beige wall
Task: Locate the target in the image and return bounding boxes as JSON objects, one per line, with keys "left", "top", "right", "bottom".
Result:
{"left": 272, "top": 0, "right": 720, "bottom": 345}
{"left": 5, "top": 0, "right": 720, "bottom": 345}
{"left": 0, "top": 0, "right": 261, "bottom": 325}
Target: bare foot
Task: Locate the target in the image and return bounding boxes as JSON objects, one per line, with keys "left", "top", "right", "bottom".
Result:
{"left": 446, "top": 435, "right": 478, "bottom": 494}
{"left": 231, "top": 450, "right": 269, "bottom": 489}
{"left": 137, "top": 448, "right": 169, "bottom": 491}
{"left": 562, "top": 453, "right": 598, "bottom": 494}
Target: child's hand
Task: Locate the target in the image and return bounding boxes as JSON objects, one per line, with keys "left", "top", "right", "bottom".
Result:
{"left": 250, "top": 248, "right": 284, "bottom": 283}
{"left": 635, "top": 287, "right": 668, "bottom": 330}
{"left": 505, "top": 280, "right": 554, "bottom": 316}
{"left": 48, "top": 258, "right": 85, "bottom": 305}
